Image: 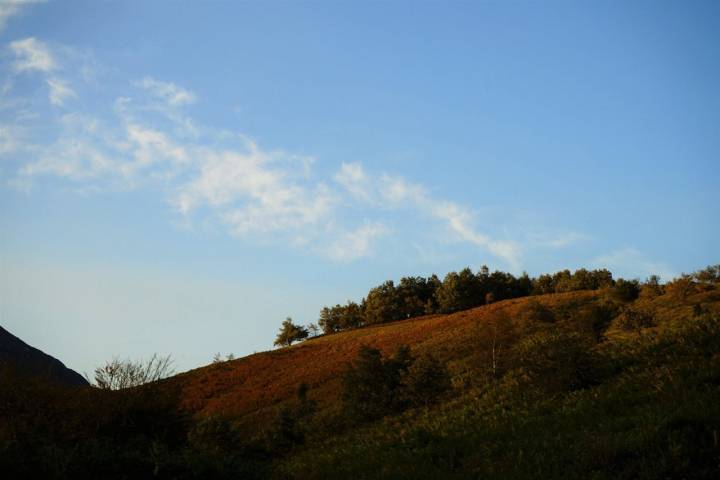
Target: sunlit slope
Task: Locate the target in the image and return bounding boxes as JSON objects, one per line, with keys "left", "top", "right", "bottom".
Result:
{"left": 168, "top": 287, "right": 720, "bottom": 433}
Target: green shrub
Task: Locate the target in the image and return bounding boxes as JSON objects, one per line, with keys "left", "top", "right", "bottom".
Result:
{"left": 401, "top": 353, "right": 452, "bottom": 407}
{"left": 341, "top": 346, "right": 409, "bottom": 421}
{"left": 512, "top": 330, "right": 601, "bottom": 392}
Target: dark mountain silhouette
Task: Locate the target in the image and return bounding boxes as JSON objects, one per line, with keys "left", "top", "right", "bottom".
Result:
{"left": 0, "top": 325, "right": 88, "bottom": 386}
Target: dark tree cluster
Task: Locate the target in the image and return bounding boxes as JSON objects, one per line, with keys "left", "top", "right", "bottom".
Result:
{"left": 610, "top": 278, "right": 641, "bottom": 302}
{"left": 532, "top": 268, "right": 614, "bottom": 295}
{"left": 341, "top": 345, "right": 451, "bottom": 422}
{"left": 314, "top": 266, "right": 620, "bottom": 336}
{"left": 275, "top": 264, "right": 719, "bottom": 348}
{"left": 318, "top": 301, "right": 364, "bottom": 334}
{"left": 664, "top": 264, "right": 720, "bottom": 301}
{"left": 694, "top": 264, "right": 720, "bottom": 284}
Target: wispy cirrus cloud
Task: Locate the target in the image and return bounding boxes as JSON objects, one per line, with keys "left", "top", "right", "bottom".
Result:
{"left": 0, "top": 123, "right": 22, "bottom": 154}
{"left": 176, "top": 144, "right": 334, "bottom": 240}
{"left": 9, "top": 36, "right": 55, "bottom": 72}
{"left": 46, "top": 77, "right": 75, "bottom": 105}
{"left": 326, "top": 222, "right": 388, "bottom": 262}
{"left": 0, "top": 0, "right": 45, "bottom": 33}
{"left": 334, "top": 162, "right": 521, "bottom": 268}
{"left": 16, "top": 108, "right": 189, "bottom": 184}
{"left": 2, "top": 37, "right": 587, "bottom": 268}
{"left": 428, "top": 200, "right": 520, "bottom": 269}
{"left": 4, "top": 74, "right": 523, "bottom": 266}
{"left": 7, "top": 73, "right": 347, "bottom": 252}
{"left": 6, "top": 36, "right": 81, "bottom": 107}
{"left": 335, "top": 162, "right": 371, "bottom": 201}
{"left": 134, "top": 76, "right": 196, "bottom": 107}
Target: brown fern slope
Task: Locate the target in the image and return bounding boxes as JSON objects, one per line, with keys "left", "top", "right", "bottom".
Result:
{"left": 167, "top": 286, "right": 720, "bottom": 436}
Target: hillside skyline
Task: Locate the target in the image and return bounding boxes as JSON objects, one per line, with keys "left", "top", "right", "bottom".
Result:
{"left": 1, "top": 0, "right": 718, "bottom": 375}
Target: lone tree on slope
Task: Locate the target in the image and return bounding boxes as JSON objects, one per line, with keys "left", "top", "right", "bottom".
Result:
{"left": 274, "top": 317, "right": 309, "bottom": 347}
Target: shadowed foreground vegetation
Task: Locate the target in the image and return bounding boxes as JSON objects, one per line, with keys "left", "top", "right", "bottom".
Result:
{"left": 1, "top": 266, "right": 719, "bottom": 478}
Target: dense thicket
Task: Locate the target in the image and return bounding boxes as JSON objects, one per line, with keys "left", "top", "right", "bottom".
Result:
{"left": 340, "top": 345, "right": 450, "bottom": 422}
{"left": 280, "top": 315, "right": 720, "bottom": 480}
{"left": 314, "top": 266, "right": 623, "bottom": 335}
{"left": 276, "top": 267, "right": 720, "bottom": 479}
{"left": 0, "top": 370, "right": 270, "bottom": 479}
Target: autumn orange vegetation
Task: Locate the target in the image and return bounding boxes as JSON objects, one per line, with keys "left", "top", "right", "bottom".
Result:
{"left": 168, "top": 285, "right": 720, "bottom": 437}
{"left": 3, "top": 266, "right": 719, "bottom": 478}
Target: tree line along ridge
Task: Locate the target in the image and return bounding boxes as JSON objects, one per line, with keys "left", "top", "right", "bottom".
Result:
{"left": 274, "top": 264, "right": 720, "bottom": 347}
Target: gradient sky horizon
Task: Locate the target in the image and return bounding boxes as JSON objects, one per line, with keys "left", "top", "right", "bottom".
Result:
{"left": 1, "top": 0, "right": 718, "bottom": 376}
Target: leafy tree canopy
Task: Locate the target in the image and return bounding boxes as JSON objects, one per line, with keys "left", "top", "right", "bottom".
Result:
{"left": 274, "top": 317, "right": 309, "bottom": 348}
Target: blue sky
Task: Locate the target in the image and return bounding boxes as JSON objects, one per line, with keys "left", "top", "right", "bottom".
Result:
{"left": 1, "top": 0, "right": 718, "bottom": 376}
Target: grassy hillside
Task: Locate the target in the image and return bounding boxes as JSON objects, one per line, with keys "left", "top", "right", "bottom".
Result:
{"left": 172, "top": 287, "right": 718, "bottom": 420}
{"left": 2, "top": 280, "right": 719, "bottom": 478}
{"left": 174, "top": 291, "right": 602, "bottom": 424}
{"left": 278, "top": 287, "right": 720, "bottom": 479}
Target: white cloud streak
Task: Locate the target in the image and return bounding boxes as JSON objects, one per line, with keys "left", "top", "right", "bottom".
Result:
{"left": 46, "top": 77, "right": 75, "bottom": 105}
{"left": 134, "top": 76, "right": 196, "bottom": 107}
{"left": 3, "top": 44, "right": 542, "bottom": 267}
{"left": 0, "top": 0, "right": 45, "bottom": 33}
{"left": 334, "top": 162, "right": 521, "bottom": 268}
{"left": 326, "top": 222, "right": 388, "bottom": 262}
{"left": 6, "top": 36, "right": 82, "bottom": 107}
{"left": 0, "top": 123, "right": 21, "bottom": 154}
{"left": 334, "top": 162, "right": 371, "bottom": 201}
{"left": 9, "top": 36, "right": 55, "bottom": 72}
{"left": 176, "top": 144, "right": 335, "bottom": 237}
{"left": 427, "top": 200, "right": 521, "bottom": 269}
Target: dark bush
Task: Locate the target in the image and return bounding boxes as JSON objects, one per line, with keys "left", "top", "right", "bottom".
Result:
{"left": 341, "top": 345, "right": 451, "bottom": 421}
{"left": 401, "top": 353, "right": 452, "bottom": 407}
{"left": 512, "top": 330, "right": 601, "bottom": 392}
{"left": 610, "top": 279, "right": 640, "bottom": 302}
{"left": 615, "top": 307, "right": 656, "bottom": 335}
{"left": 267, "top": 383, "right": 317, "bottom": 451}
{"left": 341, "top": 346, "right": 407, "bottom": 421}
